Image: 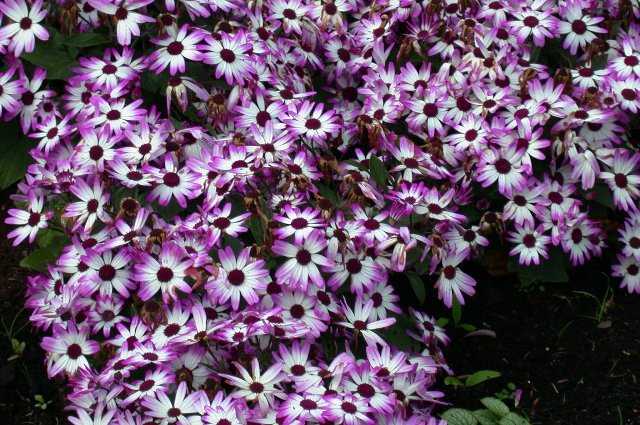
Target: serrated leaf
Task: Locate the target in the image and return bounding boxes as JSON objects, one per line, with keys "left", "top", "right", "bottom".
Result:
{"left": 0, "top": 120, "right": 34, "bottom": 189}
{"left": 480, "top": 398, "right": 510, "bottom": 418}
{"left": 473, "top": 409, "right": 500, "bottom": 425}
{"left": 441, "top": 408, "right": 478, "bottom": 425}
{"left": 465, "top": 370, "right": 501, "bottom": 387}
{"left": 369, "top": 156, "right": 388, "bottom": 187}
{"left": 498, "top": 412, "right": 529, "bottom": 425}
{"left": 406, "top": 271, "right": 426, "bottom": 304}
{"left": 61, "top": 32, "right": 110, "bottom": 47}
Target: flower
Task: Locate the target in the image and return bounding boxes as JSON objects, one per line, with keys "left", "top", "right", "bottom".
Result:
{"left": 201, "top": 31, "right": 254, "bottom": 85}
{"left": 337, "top": 299, "right": 396, "bottom": 346}
{"left": 508, "top": 223, "right": 551, "bottom": 266}
{"left": 0, "top": 0, "right": 48, "bottom": 57}
{"left": 135, "top": 242, "right": 193, "bottom": 301}
{"left": 208, "top": 246, "right": 270, "bottom": 310}
{"left": 41, "top": 322, "right": 100, "bottom": 377}
{"left": 89, "top": 0, "right": 154, "bottom": 46}
{"left": 435, "top": 249, "right": 476, "bottom": 308}
{"left": 5, "top": 191, "right": 51, "bottom": 246}
{"left": 141, "top": 381, "right": 205, "bottom": 425}
{"left": 272, "top": 230, "right": 333, "bottom": 290}
{"left": 219, "top": 358, "right": 286, "bottom": 412}
{"left": 148, "top": 24, "right": 205, "bottom": 75}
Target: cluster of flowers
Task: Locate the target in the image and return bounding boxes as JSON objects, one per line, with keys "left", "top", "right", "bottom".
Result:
{"left": 2, "top": 0, "right": 640, "bottom": 423}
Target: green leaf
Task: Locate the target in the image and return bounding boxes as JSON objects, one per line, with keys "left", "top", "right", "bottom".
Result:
{"left": 368, "top": 156, "right": 388, "bottom": 187}
{"left": 248, "top": 215, "right": 264, "bottom": 244}
{"left": 316, "top": 182, "right": 339, "bottom": 205}
{"left": 444, "top": 376, "right": 465, "bottom": 387}
{"left": 436, "top": 317, "right": 449, "bottom": 327}
{"left": 498, "top": 412, "right": 529, "bottom": 425}
{"left": 20, "top": 232, "right": 69, "bottom": 272}
{"left": 465, "top": 370, "right": 502, "bottom": 387}
{"left": 0, "top": 120, "right": 34, "bottom": 189}
{"left": 22, "top": 46, "right": 77, "bottom": 79}
{"left": 591, "top": 183, "right": 614, "bottom": 209}
{"left": 406, "top": 271, "right": 426, "bottom": 304}
{"left": 61, "top": 32, "right": 110, "bottom": 47}
{"left": 441, "top": 408, "right": 478, "bottom": 425}
{"left": 452, "top": 298, "right": 462, "bottom": 325}
{"left": 473, "top": 410, "right": 500, "bottom": 425}
{"left": 480, "top": 398, "right": 510, "bottom": 418}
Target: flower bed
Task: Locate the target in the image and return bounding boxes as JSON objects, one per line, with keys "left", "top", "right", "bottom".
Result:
{"left": 1, "top": 0, "right": 639, "bottom": 424}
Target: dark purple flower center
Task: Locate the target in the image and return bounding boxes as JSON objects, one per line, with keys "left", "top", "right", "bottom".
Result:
{"left": 107, "top": 110, "right": 121, "bottom": 121}
{"left": 357, "top": 383, "right": 375, "bottom": 398}
{"left": 167, "top": 408, "right": 181, "bottom": 418}
{"left": 290, "top": 364, "right": 306, "bottom": 376}
{"left": 571, "top": 228, "right": 583, "bottom": 243}
{"left": 353, "top": 320, "right": 366, "bottom": 330}
{"left": 548, "top": 191, "right": 563, "bottom": 204}
{"left": 21, "top": 91, "right": 34, "bottom": 105}
{"left": 164, "top": 323, "right": 180, "bottom": 336}
{"left": 443, "top": 265, "right": 456, "bottom": 279}
{"left": 89, "top": 145, "right": 104, "bottom": 161}
{"left": 346, "top": 258, "right": 362, "bottom": 274}
{"left": 256, "top": 111, "right": 271, "bottom": 127}
{"left": 163, "top": 172, "right": 180, "bottom": 187}
{"left": 28, "top": 212, "right": 41, "bottom": 226}
{"left": 629, "top": 237, "right": 640, "bottom": 249}
{"left": 227, "top": 269, "right": 245, "bottom": 286}
{"left": 214, "top": 217, "right": 231, "bottom": 229}
{"left": 115, "top": 7, "right": 128, "bottom": 20}
{"left": 220, "top": 48, "right": 236, "bottom": 63}
{"left": 621, "top": 88, "right": 637, "bottom": 101}
{"left": 341, "top": 402, "right": 357, "bottom": 414}
{"left": 615, "top": 173, "right": 628, "bottom": 188}
{"left": 156, "top": 267, "right": 174, "bottom": 282}
{"left": 523, "top": 234, "right": 536, "bottom": 248}
{"left": 571, "top": 20, "right": 587, "bottom": 35}
{"left": 305, "top": 118, "right": 321, "bottom": 130}
{"left": 167, "top": 41, "right": 184, "bottom": 55}
{"left": 67, "top": 343, "right": 82, "bottom": 359}
{"left": 495, "top": 158, "right": 511, "bottom": 174}
{"left": 523, "top": 16, "right": 538, "bottom": 27}
{"left": 291, "top": 217, "right": 308, "bottom": 229}
{"left": 99, "top": 264, "right": 116, "bottom": 281}
{"left": 249, "top": 382, "right": 264, "bottom": 393}
{"left": 625, "top": 55, "right": 639, "bottom": 66}
{"left": 103, "top": 63, "right": 117, "bottom": 74}
{"left": 300, "top": 399, "right": 317, "bottom": 410}
{"left": 283, "top": 9, "right": 296, "bottom": 19}
{"left": 20, "top": 17, "right": 32, "bottom": 30}
{"left": 422, "top": 103, "right": 438, "bottom": 117}
{"left": 296, "top": 249, "right": 312, "bottom": 265}
{"left": 290, "top": 304, "right": 305, "bottom": 318}
{"left": 87, "top": 199, "right": 99, "bottom": 213}
{"left": 371, "top": 292, "right": 383, "bottom": 307}
{"left": 47, "top": 127, "right": 58, "bottom": 139}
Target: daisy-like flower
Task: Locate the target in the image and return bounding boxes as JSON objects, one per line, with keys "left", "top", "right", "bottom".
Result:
{"left": 268, "top": 0, "right": 310, "bottom": 35}
{"left": 0, "top": 65, "right": 24, "bottom": 119}
{"left": 477, "top": 149, "right": 528, "bottom": 197}
{"left": 201, "top": 31, "right": 254, "bottom": 85}
{"left": 141, "top": 381, "right": 205, "bottom": 425}
{"left": 146, "top": 156, "right": 202, "bottom": 208}
{"left": 87, "top": 97, "right": 146, "bottom": 135}
{"left": 337, "top": 299, "right": 395, "bottom": 347}
{"left": 219, "top": 358, "right": 286, "bottom": 412}
{"left": 600, "top": 151, "right": 640, "bottom": 212}
{"left": 89, "top": 0, "right": 154, "bottom": 46}
{"left": 0, "top": 0, "right": 49, "bottom": 57}
{"left": 325, "top": 392, "right": 373, "bottom": 425}
{"left": 135, "top": 242, "right": 193, "bottom": 301}
{"left": 509, "top": 1, "right": 558, "bottom": 47}
{"left": 63, "top": 178, "right": 111, "bottom": 232}
{"left": 285, "top": 100, "right": 341, "bottom": 146}
{"left": 612, "top": 78, "right": 640, "bottom": 113}
{"left": 272, "top": 230, "right": 333, "bottom": 290}
{"left": 435, "top": 249, "right": 476, "bottom": 308}
{"left": 273, "top": 205, "right": 324, "bottom": 243}
{"left": 41, "top": 322, "right": 99, "bottom": 377}
{"left": 5, "top": 191, "right": 51, "bottom": 246}
{"left": 208, "top": 246, "right": 270, "bottom": 310}
{"left": 612, "top": 254, "right": 640, "bottom": 294}
{"left": 406, "top": 89, "right": 449, "bottom": 137}
{"left": 148, "top": 24, "right": 205, "bottom": 75}
{"left": 558, "top": 1, "right": 607, "bottom": 55}
{"left": 68, "top": 404, "right": 116, "bottom": 425}
{"left": 122, "top": 367, "right": 175, "bottom": 407}
{"left": 508, "top": 223, "right": 551, "bottom": 266}
{"left": 85, "top": 249, "right": 133, "bottom": 297}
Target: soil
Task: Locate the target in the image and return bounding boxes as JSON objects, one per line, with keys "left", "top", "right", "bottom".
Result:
{"left": 439, "top": 261, "right": 640, "bottom": 425}
{"left": 0, "top": 186, "right": 638, "bottom": 424}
